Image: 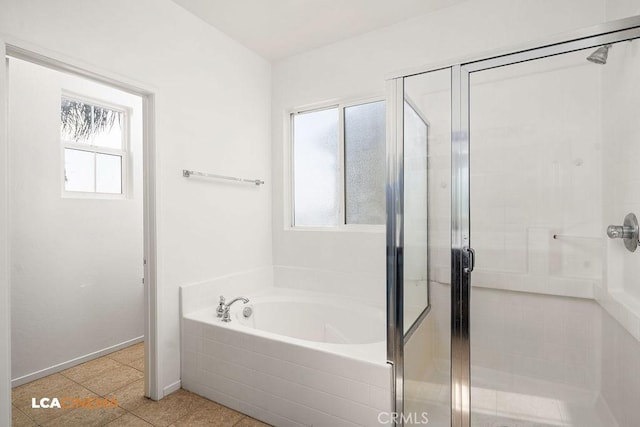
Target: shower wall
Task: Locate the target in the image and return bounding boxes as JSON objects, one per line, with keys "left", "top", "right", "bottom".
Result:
{"left": 599, "top": 4, "right": 640, "bottom": 424}
{"left": 468, "top": 54, "right": 605, "bottom": 392}
{"left": 470, "top": 53, "right": 603, "bottom": 299}
{"left": 602, "top": 39, "right": 640, "bottom": 301}
{"left": 600, "top": 309, "right": 640, "bottom": 426}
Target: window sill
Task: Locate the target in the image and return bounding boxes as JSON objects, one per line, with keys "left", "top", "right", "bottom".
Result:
{"left": 62, "top": 191, "right": 127, "bottom": 200}
{"left": 284, "top": 225, "right": 385, "bottom": 233}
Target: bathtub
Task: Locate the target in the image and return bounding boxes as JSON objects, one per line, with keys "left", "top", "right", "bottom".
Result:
{"left": 181, "top": 284, "right": 392, "bottom": 427}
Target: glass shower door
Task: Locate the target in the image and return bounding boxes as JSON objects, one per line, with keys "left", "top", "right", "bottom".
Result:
{"left": 387, "top": 68, "right": 452, "bottom": 426}
{"left": 463, "top": 29, "right": 640, "bottom": 427}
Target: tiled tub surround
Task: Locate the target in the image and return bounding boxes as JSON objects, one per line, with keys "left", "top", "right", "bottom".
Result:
{"left": 180, "top": 272, "right": 392, "bottom": 427}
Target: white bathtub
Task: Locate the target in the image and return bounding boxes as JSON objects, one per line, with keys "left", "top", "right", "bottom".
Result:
{"left": 181, "top": 282, "right": 392, "bottom": 427}
{"left": 236, "top": 295, "right": 384, "bottom": 346}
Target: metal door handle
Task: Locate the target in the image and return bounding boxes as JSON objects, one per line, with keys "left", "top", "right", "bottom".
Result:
{"left": 463, "top": 247, "right": 475, "bottom": 274}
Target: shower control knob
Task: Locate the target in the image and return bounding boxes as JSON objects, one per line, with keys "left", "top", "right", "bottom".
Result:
{"left": 607, "top": 213, "right": 639, "bottom": 252}
{"left": 607, "top": 225, "right": 627, "bottom": 239}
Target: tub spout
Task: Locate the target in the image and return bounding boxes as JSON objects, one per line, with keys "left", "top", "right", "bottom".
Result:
{"left": 221, "top": 297, "right": 250, "bottom": 322}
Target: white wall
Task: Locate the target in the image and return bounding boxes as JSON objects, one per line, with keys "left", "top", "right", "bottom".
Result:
{"left": 0, "top": 0, "right": 272, "bottom": 404}
{"left": 271, "top": 0, "right": 605, "bottom": 303}
{"left": 8, "top": 58, "right": 143, "bottom": 383}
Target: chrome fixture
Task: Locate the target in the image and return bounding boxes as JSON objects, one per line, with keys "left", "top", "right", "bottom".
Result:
{"left": 221, "top": 296, "right": 250, "bottom": 322}
{"left": 216, "top": 296, "right": 226, "bottom": 318}
{"left": 607, "top": 213, "right": 639, "bottom": 252}
{"left": 242, "top": 306, "right": 253, "bottom": 318}
{"left": 587, "top": 44, "right": 612, "bottom": 64}
{"left": 183, "top": 169, "right": 265, "bottom": 186}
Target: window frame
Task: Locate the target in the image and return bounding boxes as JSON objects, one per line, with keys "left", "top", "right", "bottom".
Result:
{"left": 287, "top": 95, "right": 386, "bottom": 232}
{"left": 60, "top": 91, "right": 131, "bottom": 199}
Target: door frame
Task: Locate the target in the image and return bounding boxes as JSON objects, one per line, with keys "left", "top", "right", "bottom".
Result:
{"left": 0, "top": 39, "right": 160, "bottom": 421}
{"left": 386, "top": 14, "right": 640, "bottom": 427}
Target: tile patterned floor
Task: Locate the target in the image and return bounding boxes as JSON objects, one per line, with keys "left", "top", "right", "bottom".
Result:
{"left": 11, "top": 343, "right": 269, "bottom": 427}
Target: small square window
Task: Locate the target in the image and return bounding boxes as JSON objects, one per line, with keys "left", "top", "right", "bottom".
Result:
{"left": 61, "top": 96, "right": 127, "bottom": 197}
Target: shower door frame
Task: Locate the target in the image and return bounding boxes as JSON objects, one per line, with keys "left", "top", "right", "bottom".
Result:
{"left": 386, "top": 14, "right": 640, "bottom": 427}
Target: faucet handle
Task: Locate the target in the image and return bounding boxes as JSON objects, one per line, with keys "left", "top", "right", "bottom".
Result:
{"left": 216, "top": 296, "right": 226, "bottom": 317}
{"left": 222, "top": 306, "right": 232, "bottom": 322}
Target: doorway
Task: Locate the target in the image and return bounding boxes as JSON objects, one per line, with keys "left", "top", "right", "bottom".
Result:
{"left": 2, "top": 44, "right": 158, "bottom": 424}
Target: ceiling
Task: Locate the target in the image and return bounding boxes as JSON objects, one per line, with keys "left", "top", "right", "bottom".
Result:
{"left": 172, "top": 0, "right": 463, "bottom": 61}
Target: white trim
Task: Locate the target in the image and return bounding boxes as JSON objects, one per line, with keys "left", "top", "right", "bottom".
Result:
{"left": 142, "top": 93, "right": 160, "bottom": 400}
{"left": 2, "top": 39, "right": 161, "bottom": 402}
{"left": 11, "top": 336, "right": 143, "bottom": 387}
{"left": 3, "top": 35, "right": 158, "bottom": 95}
{"left": 63, "top": 141, "right": 126, "bottom": 157}
{"left": 284, "top": 224, "right": 385, "bottom": 233}
{"left": 0, "top": 42, "right": 12, "bottom": 427}
{"left": 163, "top": 380, "right": 182, "bottom": 397}
{"left": 337, "top": 101, "right": 345, "bottom": 225}
{"left": 287, "top": 94, "right": 386, "bottom": 229}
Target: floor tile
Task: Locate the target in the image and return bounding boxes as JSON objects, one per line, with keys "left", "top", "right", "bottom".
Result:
{"left": 18, "top": 381, "right": 98, "bottom": 425}
{"left": 12, "top": 373, "right": 76, "bottom": 407}
{"left": 10, "top": 343, "right": 264, "bottom": 427}
{"left": 132, "top": 389, "right": 208, "bottom": 426}
{"left": 235, "top": 416, "right": 272, "bottom": 426}
{"left": 42, "top": 405, "right": 126, "bottom": 427}
{"left": 170, "top": 401, "right": 243, "bottom": 427}
{"left": 81, "top": 365, "right": 144, "bottom": 396}
{"left": 128, "top": 357, "right": 145, "bottom": 372}
{"left": 61, "top": 356, "right": 123, "bottom": 383}
{"left": 60, "top": 357, "right": 122, "bottom": 382}
{"left": 105, "top": 413, "right": 155, "bottom": 426}
{"left": 107, "top": 379, "right": 148, "bottom": 411}
{"left": 12, "top": 405, "right": 36, "bottom": 427}
{"left": 108, "top": 343, "right": 144, "bottom": 365}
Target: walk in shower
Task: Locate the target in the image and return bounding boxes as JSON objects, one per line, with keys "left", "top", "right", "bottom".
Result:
{"left": 387, "top": 16, "right": 640, "bottom": 427}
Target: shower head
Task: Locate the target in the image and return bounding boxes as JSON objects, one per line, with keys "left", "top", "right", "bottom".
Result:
{"left": 587, "top": 44, "right": 612, "bottom": 64}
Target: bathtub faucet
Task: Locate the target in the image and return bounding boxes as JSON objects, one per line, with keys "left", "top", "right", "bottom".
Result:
{"left": 221, "top": 297, "right": 250, "bottom": 322}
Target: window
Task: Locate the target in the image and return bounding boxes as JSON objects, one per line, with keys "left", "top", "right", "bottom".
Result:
{"left": 292, "top": 99, "right": 386, "bottom": 227}
{"left": 60, "top": 95, "right": 128, "bottom": 196}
